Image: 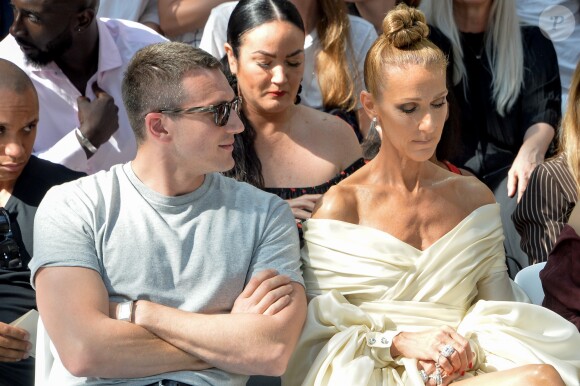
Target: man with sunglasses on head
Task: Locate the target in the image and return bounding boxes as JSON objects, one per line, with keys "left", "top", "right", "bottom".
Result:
{"left": 0, "top": 0, "right": 166, "bottom": 174}
{"left": 0, "top": 59, "right": 84, "bottom": 386}
{"left": 30, "top": 42, "right": 307, "bottom": 386}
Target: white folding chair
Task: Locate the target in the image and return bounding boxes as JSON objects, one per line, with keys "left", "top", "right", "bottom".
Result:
{"left": 35, "top": 316, "right": 56, "bottom": 385}
{"left": 514, "top": 262, "right": 547, "bottom": 305}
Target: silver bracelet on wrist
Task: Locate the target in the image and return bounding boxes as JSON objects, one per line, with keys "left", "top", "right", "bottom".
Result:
{"left": 117, "top": 300, "right": 134, "bottom": 322}
{"left": 75, "top": 128, "right": 98, "bottom": 154}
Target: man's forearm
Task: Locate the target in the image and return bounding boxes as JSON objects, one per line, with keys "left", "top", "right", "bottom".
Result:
{"left": 36, "top": 267, "right": 210, "bottom": 378}
{"left": 63, "top": 318, "right": 211, "bottom": 378}
{"left": 134, "top": 283, "right": 307, "bottom": 376}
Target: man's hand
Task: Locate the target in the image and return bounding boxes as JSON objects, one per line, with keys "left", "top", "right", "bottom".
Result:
{"left": 76, "top": 82, "right": 119, "bottom": 150}
{"left": 0, "top": 322, "right": 32, "bottom": 362}
{"left": 232, "top": 269, "right": 294, "bottom": 316}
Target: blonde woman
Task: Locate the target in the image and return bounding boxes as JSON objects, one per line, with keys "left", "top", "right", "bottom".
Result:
{"left": 200, "top": 0, "right": 377, "bottom": 138}
{"left": 421, "top": 0, "right": 561, "bottom": 265}
{"left": 283, "top": 5, "right": 579, "bottom": 386}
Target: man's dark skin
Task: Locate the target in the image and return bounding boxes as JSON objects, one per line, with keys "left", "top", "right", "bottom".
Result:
{"left": 9, "top": 0, "right": 119, "bottom": 157}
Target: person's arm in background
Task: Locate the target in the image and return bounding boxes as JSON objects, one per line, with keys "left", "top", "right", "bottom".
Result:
{"left": 508, "top": 123, "right": 555, "bottom": 202}
{"left": 507, "top": 28, "right": 561, "bottom": 202}
{"left": 512, "top": 161, "right": 574, "bottom": 264}
{"left": 140, "top": 0, "right": 162, "bottom": 34}
{"left": 158, "top": 0, "right": 229, "bottom": 38}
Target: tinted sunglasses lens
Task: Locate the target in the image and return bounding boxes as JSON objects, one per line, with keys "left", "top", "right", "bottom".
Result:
{"left": 216, "top": 102, "right": 231, "bottom": 126}
{"left": 233, "top": 98, "right": 240, "bottom": 114}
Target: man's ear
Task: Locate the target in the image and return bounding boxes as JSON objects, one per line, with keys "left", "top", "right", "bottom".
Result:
{"left": 360, "top": 91, "right": 376, "bottom": 120}
{"left": 144, "top": 112, "right": 170, "bottom": 142}
{"left": 75, "top": 8, "right": 95, "bottom": 33}
{"left": 224, "top": 43, "right": 238, "bottom": 75}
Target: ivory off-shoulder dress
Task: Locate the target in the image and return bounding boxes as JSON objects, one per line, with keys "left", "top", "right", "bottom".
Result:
{"left": 283, "top": 204, "right": 580, "bottom": 386}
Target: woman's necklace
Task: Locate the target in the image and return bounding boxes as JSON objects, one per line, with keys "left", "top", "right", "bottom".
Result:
{"left": 463, "top": 32, "right": 485, "bottom": 60}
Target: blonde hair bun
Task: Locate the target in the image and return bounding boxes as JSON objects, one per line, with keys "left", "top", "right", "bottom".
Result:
{"left": 382, "top": 3, "right": 429, "bottom": 49}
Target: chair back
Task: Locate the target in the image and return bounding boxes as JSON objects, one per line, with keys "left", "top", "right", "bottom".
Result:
{"left": 514, "top": 262, "right": 547, "bottom": 305}
{"left": 35, "top": 316, "right": 55, "bottom": 385}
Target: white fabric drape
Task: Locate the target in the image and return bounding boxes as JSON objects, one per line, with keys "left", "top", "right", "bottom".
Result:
{"left": 283, "top": 204, "right": 580, "bottom": 386}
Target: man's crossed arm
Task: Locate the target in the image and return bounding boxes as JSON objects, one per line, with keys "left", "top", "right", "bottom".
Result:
{"left": 35, "top": 267, "right": 306, "bottom": 378}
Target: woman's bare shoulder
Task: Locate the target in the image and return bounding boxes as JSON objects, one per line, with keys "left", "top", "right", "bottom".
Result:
{"left": 311, "top": 183, "right": 360, "bottom": 223}
{"left": 448, "top": 174, "right": 496, "bottom": 213}
{"left": 296, "top": 106, "right": 362, "bottom": 166}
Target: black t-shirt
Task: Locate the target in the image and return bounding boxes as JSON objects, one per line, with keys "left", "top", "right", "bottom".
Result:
{"left": 451, "top": 26, "right": 561, "bottom": 180}
{"left": 0, "top": 156, "right": 84, "bottom": 386}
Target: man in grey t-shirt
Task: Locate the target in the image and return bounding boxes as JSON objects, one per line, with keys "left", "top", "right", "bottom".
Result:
{"left": 30, "top": 42, "right": 307, "bottom": 386}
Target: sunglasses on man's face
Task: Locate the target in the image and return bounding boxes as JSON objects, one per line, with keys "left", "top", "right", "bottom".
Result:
{"left": 0, "top": 208, "right": 23, "bottom": 270}
{"left": 157, "top": 96, "right": 241, "bottom": 127}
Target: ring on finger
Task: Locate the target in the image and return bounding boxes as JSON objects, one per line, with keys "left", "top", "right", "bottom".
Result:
{"left": 419, "top": 369, "right": 429, "bottom": 383}
{"left": 440, "top": 344, "right": 455, "bottom": 358}
{"left": 429, "top": 366, "right": 444, "bottom": 385}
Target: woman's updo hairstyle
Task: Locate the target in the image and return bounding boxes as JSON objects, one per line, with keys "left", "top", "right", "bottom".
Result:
{"left": 364, "top": 4, "right": 447, "bottom": 98}
{"left": 226, "top": 0, "right": 305, "bottom": 58}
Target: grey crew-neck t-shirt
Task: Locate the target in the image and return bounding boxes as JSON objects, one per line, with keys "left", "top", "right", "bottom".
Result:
{"left": 30, "top": 163, "right": 303, "bottom": 386}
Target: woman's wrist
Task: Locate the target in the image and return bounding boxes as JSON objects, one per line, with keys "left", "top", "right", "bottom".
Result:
{"left": 390, "top": 331, "right": 404, "bottom": 357}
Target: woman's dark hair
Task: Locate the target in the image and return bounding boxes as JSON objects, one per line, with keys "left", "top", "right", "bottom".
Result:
{"left": 222, "top": 0, "right": 305, "bottom": 188}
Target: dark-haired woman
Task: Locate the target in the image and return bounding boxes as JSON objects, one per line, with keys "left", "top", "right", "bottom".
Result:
{"left": 283, "top": 4, "right": 579, "bottom": 386}
{"left": 222, "top": 0, "right": 363, "bottom": 224}
{"left": 201, "top": 0, "right": 378, "bottom": 138}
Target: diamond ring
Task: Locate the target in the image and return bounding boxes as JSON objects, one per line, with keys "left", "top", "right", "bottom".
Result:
{"left": 440, "top": 344, "right": 455, "bottom": 358}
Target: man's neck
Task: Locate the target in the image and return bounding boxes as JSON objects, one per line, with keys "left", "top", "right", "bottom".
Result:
{"left": 131, "top": 150, "right": 205, "bottom": 197}
{"left": 56, "top": 24, "right": 100, "bottom": 95}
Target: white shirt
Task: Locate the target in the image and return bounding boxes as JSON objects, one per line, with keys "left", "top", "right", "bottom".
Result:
{"left": 516, "top": 0, "right": 580, "bottom": 112}
{"left": 171, "top": 28, "right": 204, "bottom": 48}
{"left": 0, "top": 18, "right": 167, "bottom": 174}
{"left": 200, "top": 1, "right": 377, "bottom": 110}
{"left": 97, "top": 0, "right": 160, "bottom": 25}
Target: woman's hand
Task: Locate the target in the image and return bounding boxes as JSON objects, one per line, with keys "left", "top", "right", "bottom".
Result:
{"left": 508, "top": 122, "right": 555, "bottom": 202}
{"left": 418, "top": 359, "right": 463, "bottom": 386}
{"left": 286, "top": 194, "right": 322, "bottom": 221}
{"left": 392, "top": 326, "right": 473, "bottom": 376}
{"left": 507, "top": 145, "right": 544, "bottom": 202}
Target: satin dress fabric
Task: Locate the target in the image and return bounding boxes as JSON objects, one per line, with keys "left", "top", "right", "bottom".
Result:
{"left": 283, "top": 204, "right": 580, "bottom": 386}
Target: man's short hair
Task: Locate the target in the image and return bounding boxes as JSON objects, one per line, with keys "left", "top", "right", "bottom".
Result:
{"left": 122, "top": 42, "right": 222, "bottom": 143}
{"left": 0, "top": 58, "right": 37, "bottom": 96}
